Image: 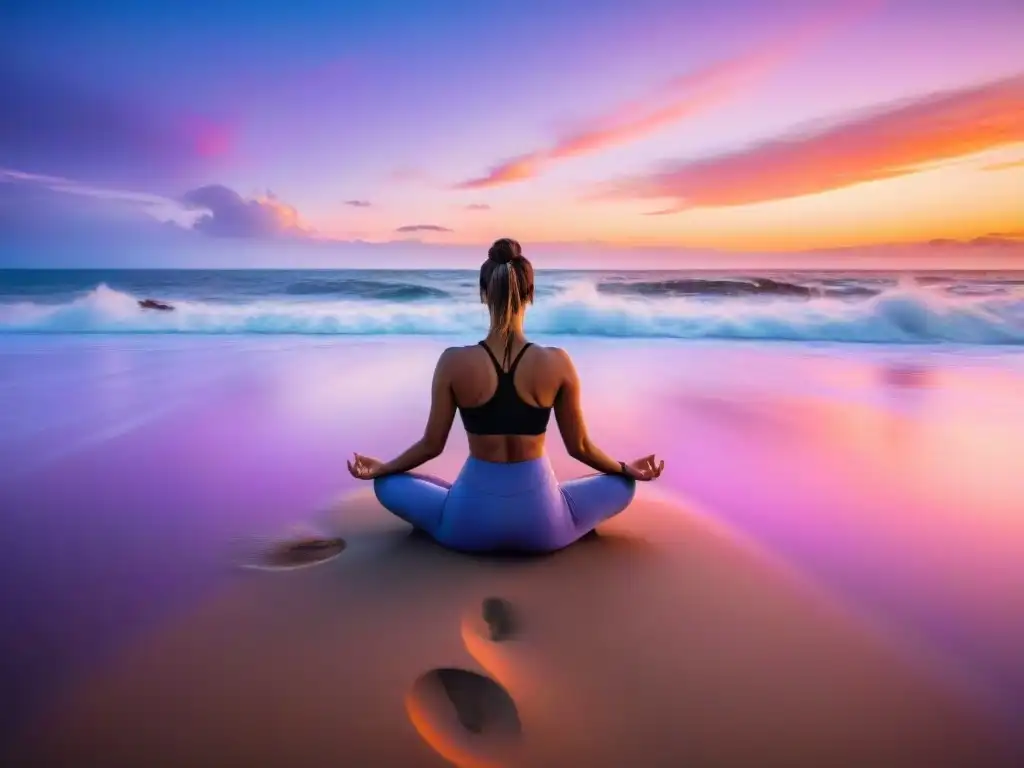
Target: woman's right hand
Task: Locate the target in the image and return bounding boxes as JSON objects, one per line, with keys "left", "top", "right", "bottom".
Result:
{"left": 347, "top": 453, "right": 385, "bottom": 480}
{"left": 623, "top": 454, "right": 665, "bottom": 481}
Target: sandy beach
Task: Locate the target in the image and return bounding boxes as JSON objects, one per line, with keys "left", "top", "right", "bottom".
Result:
{"left": 2, "top": 335, "right": 1023, "bottom": 766}
{"left": 4, "top": 0, "right": 1024, "bottom": 759}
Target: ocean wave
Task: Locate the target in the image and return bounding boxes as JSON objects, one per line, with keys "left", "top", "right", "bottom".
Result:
{"left": 0, "top": 283, "right": 1022, "bottom": 345}
{"left": 283, "top": 278, "right": 449, "bottom": 301}
{"left": 597, "top": 276, "right": 845, "bottom": 299}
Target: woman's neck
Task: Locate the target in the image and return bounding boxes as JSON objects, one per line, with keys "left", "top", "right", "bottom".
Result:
{"left": 486, "top": 317, "right": 525, "bottom": 343}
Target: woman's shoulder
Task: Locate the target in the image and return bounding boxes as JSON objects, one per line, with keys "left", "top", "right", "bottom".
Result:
{"left": 439, "top": 343, "right": 481, "bottom": 358}
{"left": 524, "top": 343, "right": 574, "bottom": 376}
{"left": 436, "top": 343, "right": 485, "bottom": 367}
{"left": 529, "top": 342, "right": 571, "bottom": 361}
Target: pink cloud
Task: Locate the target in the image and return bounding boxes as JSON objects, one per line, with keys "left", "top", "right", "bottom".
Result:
{"left": 594, "top": 73, "right": 1024, "bottom": 211}
{"left": 454, "top": 2, "right": 881, "bottom": 190}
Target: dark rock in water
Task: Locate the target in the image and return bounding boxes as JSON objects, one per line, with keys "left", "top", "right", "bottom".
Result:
{"left": 138, "top": 299, "right": 175, "bottom": 311}
{"left": 482, "top": 597, "right": 518, "bottom": 641}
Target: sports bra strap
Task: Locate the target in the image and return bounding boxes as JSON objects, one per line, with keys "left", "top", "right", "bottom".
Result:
{"left": 479, "top": 340, "right": 532, "bottom": 375}
{"left": 507, "top": 342, "right": 533, "bottom": 376}
{"left": 478, "top": 341, "right": 503, "bottom": 373}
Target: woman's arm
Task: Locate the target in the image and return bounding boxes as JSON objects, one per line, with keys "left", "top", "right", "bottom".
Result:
{"left": 374, "top": 349, "right": 458, "bottom": 477}
{"left": 552, "top": 348, "right": 627, "bottom": 476}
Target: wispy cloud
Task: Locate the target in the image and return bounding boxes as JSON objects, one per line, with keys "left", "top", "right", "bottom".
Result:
{"left": 395, "top": 224, "right": 452, "bottom": 233}
{"left": 1, "top": 167, "right": 193, "bottom": 223}
{"left": 464, "top": 203, "right": 491, "bottom": 211}
{"left": 0, "top": 167, "right": 201, "bottom": 241}
{"left": 453, "top": 2, "right": 879, "bottom": 190}
{"left": 929, "top": 233, "right": 1024, "bottom": 246}
{"left": 345, "top": 199, "right": 372, "bottom": 207}
{"left": 182, "top": 185, "right": 311, "bottom": 238}
{"left": 982, "top": 158, "right": 1024, "bottom": 172}
{"left": 1, "top": 169, "right": 316, "bottom": 240}
{"left": 593, "top": 73, "right": 1024, "bottom": 212}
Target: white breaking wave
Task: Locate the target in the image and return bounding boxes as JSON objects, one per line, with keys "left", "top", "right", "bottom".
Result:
{"left": 0, "top": 282, "right": 1022, "bottom": 344}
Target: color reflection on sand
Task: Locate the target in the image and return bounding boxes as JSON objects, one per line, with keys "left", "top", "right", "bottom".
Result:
{"left": 0, "top": 335, "right": 1022, "bottom": 750}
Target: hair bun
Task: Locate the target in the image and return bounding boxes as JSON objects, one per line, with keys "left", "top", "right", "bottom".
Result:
{"left": 488, "top": 238, "right": 522, "bottom": 265}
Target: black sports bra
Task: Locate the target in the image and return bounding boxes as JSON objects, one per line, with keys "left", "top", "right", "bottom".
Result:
{"left": 458, "top": 342, "right": 552, "bottom": 436}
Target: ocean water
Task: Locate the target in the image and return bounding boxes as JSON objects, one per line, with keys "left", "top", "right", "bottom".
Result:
{"left": 0, "top": 268, "right": 1023, "bottom": 343}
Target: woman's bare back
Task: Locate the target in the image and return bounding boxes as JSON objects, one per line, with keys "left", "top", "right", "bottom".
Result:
{"left": 450, "top": 339, "right": 564, "bottom": 463}
{"left": 346, "top": 238, "right": 663, "bottom": 484}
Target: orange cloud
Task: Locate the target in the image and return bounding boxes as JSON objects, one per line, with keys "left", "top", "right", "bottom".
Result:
{"left": 256, "top": 192, "right": 306, "bottom": 231}
{"left": 983, "top": 158, "right": 1024, "bottom": 171}
{"left": 454, "top": 2, "right": 881, "bottom": 190}
{"left": 459, "top": 155, "right": 542, "bottom": 188}
{"left": 595, "top": 73, "right": 1024, "bottom": 211}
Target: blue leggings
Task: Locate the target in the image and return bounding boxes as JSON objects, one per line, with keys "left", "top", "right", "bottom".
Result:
{"left": 373, "top": 455, "right": 636, "bottom": 553}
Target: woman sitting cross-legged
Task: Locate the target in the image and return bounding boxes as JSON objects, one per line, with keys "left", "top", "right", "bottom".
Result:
{"left": 347, "top": 237, "right": 664, "bottom": 553}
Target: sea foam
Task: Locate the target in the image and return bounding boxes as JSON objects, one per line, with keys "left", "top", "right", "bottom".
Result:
{"left": 0, "top": 281, "right": 1022, "bottom": 344}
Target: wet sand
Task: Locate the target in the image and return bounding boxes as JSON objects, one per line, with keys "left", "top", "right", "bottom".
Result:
{"left": 9, "top": 488, "right": 1021, "bottom": 767}
{"left": 1, "top": 336, "right": 1023, "bottom": 765}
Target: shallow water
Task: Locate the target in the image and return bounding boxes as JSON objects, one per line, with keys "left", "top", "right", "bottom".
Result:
{"left": 0, "top": 335, "right": 1022, "bottom": 743}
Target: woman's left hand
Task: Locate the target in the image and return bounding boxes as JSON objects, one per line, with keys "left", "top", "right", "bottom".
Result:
{"left": 347, "top": 453, "right": 385, "bottom": 480}
{"left": 624, "top": 454, "right": 665, "bottom": 481}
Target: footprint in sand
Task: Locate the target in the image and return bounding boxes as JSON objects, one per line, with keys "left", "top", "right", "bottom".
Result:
{"left": 482, "top": 597, "right": 518, "bottom": 642}
{"left": 406, "top": 598, "right": 525, "bottom": 766}
{"left": 405, "top": 667, "right": 522, "bottom": 767}
{"left": 238, "top": 534, "right": 348, "bottom": 571}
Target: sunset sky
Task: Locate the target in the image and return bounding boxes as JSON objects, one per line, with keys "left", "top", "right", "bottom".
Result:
{"left": 1, "top": 0, "right": 1022, "bottom": 268}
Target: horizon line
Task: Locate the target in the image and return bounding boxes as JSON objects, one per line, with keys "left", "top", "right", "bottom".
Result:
{"left": 3, "top": 265, "right": 1023, "bottom": 274}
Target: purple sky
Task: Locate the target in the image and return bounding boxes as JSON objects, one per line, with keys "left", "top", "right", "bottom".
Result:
{"left": 1, "top": 0, "right": 1022, "bottom": 267}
